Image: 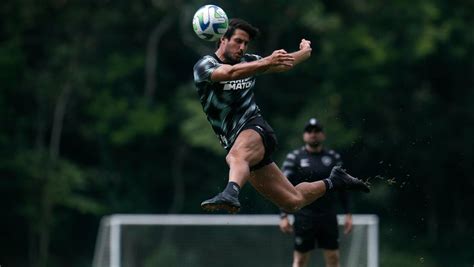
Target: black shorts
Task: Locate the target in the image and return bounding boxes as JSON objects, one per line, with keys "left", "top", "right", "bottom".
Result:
{"left": 240, "top": 116, "right": 278, "bottom": 171}
{"left": 293, "top": 214, "right": 339, "bottom": 252}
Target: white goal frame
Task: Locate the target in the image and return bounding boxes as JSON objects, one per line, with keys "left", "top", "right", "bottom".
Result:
{"left": 93, "top": 214, "right": 378, "bottom": 267}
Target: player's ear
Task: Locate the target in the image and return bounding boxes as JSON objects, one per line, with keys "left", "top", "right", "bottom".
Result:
{"left": 217, "top": 36, "right": 225, "bottom": 49}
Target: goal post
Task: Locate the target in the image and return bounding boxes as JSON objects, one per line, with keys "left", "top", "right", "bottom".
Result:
{"left": 93, "top": 214, "right": 378, "bottom": 267}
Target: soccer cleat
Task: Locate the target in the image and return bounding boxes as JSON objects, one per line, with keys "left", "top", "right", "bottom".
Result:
{"left": 201, "top": 192, "right": 241, "bottom": 213}
{"left": 329, "top": 166, "right": 371, "bottom": 193}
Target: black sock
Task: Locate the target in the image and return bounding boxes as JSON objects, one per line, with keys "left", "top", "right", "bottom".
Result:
{"left": 223, "top": 181, "right": 240, "bottom": 198}
{"left": 324, "top": 169, "right": 347, "bottom": 191}
{"left": 323, "top": 178, "right": 334, "bottom": 191}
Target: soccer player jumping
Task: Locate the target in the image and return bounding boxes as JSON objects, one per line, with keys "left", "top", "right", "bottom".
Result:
{"left": 193, "top": 18, "right": 370, "bottom": 213}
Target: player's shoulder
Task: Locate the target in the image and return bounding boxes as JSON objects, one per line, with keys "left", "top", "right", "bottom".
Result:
{"left": 285, "top": 146, "right": 305, "bottom": 160}
{"left": 194, "top": 55, "right": 220, "bottom": 70}
{"left": 242, "top": 53, "right": 262, "bottom": 62}
{"left": 325, "top": 148, "right": 341, "bottom": 160}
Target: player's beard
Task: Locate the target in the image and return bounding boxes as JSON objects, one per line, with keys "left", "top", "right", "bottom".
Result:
{"left": 307, "top": 141, "right": 321, "bottom": 148}
{"left": 223, "top": 49, "right": 241, "bottom": 64}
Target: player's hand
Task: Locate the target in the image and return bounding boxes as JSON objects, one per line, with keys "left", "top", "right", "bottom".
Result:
{"left": 279, "top": 217, "right": 293, "bottom": 234}
{"left": 299, "top": 38, "right": 312, "bottom": 50}
{"left": 267, "top": 49, "right": 295, "bottom": 67}
{"left": 344, "top": 214, "right": 353, "bottom": 234}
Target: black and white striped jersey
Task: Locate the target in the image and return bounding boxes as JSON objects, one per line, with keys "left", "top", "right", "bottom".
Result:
{"left": 193, "top": 53, "right": 262, "bottom": 150}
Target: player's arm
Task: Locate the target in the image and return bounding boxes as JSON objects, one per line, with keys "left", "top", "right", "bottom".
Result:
{"left": 339, "top": 188, "right": 352, "bottom": 233}
{"left": 344, "top": 213, "right": 353, "bottom": 234}
{"left": 279, "top": 151, "right": 300, "bottom": 231}
{"left": 291, "top": 39, "right": 312, "bottom": 65}
{"left": 334, "top": 156, "right": 351, "bottom": 214}
{"left": 211, "top": 49, "right": 295, "bottom": 81}
{"left": 279, "top": 213, "right": 293, "bottom": 234}
{"left": 335, "top": 156, "right": 353, "bottom": 234}
{"left": 265, "top": 39, "right": 312, "bottom": 73}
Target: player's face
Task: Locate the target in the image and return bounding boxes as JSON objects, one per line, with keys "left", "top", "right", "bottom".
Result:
{"left": 223, "top": 29, "right": 250, "bottom": 63}
{"left": 303, "top": 128, "right": 325, "bottom": 147}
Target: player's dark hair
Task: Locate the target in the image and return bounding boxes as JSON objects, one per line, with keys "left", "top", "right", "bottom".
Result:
{"left": 217, "top": 18, "right": 260, "bottom": 48}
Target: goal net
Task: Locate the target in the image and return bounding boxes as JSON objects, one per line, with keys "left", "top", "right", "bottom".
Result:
{"left": 93, "top": 214, "right": 378, "bottom": 267}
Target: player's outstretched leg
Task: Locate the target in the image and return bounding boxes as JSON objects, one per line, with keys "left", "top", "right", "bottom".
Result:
{"left": 325, "top": 166, "right": 370, "bottom": 192}
{"left": 201, "top": 191, "right": 241, "bottom": 213}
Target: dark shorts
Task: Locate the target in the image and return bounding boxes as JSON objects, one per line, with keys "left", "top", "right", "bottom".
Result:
{"left": 293, "top": 214, "right": 339, "bottom": 252}
{"left": 240, "top": 116, "right": 278, "bottom": 171}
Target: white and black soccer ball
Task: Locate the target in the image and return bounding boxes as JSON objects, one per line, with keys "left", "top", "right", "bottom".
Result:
{"left": 192, "top": 5, "right": 229, "bottom": 41}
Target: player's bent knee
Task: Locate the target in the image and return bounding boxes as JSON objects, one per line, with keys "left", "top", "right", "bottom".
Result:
{"left": 226, "top": 152, "right": 244, "bottom": 166}
{"left": 280, "top": 195, "right": 304, "bottom": 213}
{"left": 225, "top": 153, "right": 235, "bottom": 165}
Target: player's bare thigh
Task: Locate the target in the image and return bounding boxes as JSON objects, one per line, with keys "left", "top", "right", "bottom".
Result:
{"left": 227, "top": 129, "right": 265, "bottom": 166}
{"left": 248, "top": 163, "right": 301, "bottom": 208}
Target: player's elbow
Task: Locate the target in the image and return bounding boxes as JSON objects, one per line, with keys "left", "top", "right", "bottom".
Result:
{"left": 265, "top": 65, "right": 292, "bottom": 74}
{"left": 276, "top": 65, "right": 293, "bottom": 73}
{"left": 212, "top": 68, "right": 243, "bottom": 81}
{"left": 211, "top": 65, "right": 238, "bottom": 81}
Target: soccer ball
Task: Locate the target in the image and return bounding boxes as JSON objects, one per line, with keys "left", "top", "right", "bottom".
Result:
{"left": 192, "top": 5, "right": 229, "bottom": 41}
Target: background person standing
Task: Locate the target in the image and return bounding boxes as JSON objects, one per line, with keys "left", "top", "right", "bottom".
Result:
{"left": 279, "top": 118, "right": 353, "bottom": 267}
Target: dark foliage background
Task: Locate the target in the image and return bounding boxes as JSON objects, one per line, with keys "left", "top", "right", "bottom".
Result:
{"left": 1, "top": 0, "right": 473, "bottom": 266}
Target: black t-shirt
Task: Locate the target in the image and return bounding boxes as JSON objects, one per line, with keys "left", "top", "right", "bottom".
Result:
{"left": 193, "top": 53, "right": 262, "bottom": 150}
{"left": 281, "top": 146, "right": 350, "bottom": 217}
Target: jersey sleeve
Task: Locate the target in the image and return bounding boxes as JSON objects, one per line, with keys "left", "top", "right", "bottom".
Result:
{"left": 193, "top": 56, "right": 221, "bottom": 83}
{"left": 281, "top": 150, "right": 300, "bottom": 185}
{"left": 329, "top": 149, "right": 343, "bottom": 166}
{"left": 243, "top": 53, "right": 262, "bottom": 62}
